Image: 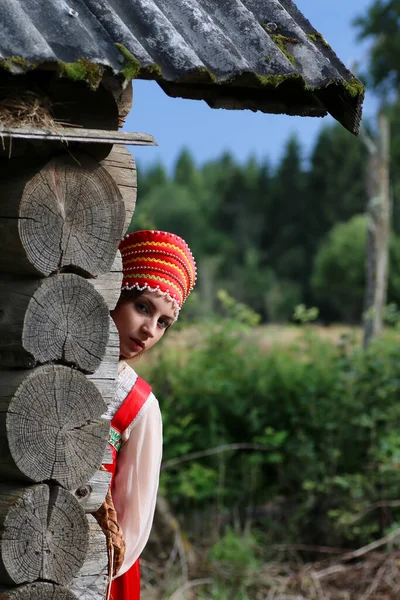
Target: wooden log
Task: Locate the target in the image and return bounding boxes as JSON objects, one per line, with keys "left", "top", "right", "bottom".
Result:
{"left": 0, "top": 154, "right": 125, "bottom": 276}
{"left": 0, "top": 274, "right": 110, "bottom": 371}
{"left": 102, "top": 76, "right": 133, "bottom": 129}
{"left": 88, "top": 320, "right": 119, "bottom": 406}
{"left": 0, "top": 484, "right": 88, "bottom": 586}
{"left": 103, "top": 445, "right": 113, "bottom": 466}
{"left": 0, "top": 365, "right": 109, "bottom": 489}
{"left": 101, "top": 145, "right": 137, "bottom": 233}
{"left": 0, "top": 582, "right": 78, "bottom": 599}
{"left": 67, "top": 516, "right": 108, "bottom": 600}
{"left": 73, "top": 469, "right": 112, "bottom": 513}
{"left": 89, "top": 251, "right": 123, "bottom": 310}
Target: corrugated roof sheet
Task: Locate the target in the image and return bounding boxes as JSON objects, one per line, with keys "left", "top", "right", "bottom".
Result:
{"left": 0, "top": 0, "right": 364, "bottom": 134}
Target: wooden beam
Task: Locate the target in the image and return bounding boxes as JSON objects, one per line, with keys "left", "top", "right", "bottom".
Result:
{"left": 0, "top": 127, "right": 157, "bottom": 146}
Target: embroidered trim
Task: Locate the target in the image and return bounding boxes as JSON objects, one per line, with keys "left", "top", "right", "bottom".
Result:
{"left": 120, "top": 283, "right": 181, "bottom": 321}
{"left": 123, "top": 273, "right": 183, "bottom": 301}
{"left": 124, "top": 266, "right": 186, "bottom": 298}
{"left": 109, "top": 426, "right": 122, "bottom": 452}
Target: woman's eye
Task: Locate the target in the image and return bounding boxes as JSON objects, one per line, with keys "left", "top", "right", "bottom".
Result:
{"left": 136, "top": 303, "right": 148, "bottom": 313}
{"left": 158, "top": 318, "right": 169, "bottom": 329}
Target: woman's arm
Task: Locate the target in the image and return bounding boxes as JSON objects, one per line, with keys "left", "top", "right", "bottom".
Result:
{"left": 111, "top": 393, "right": 162, "bottom": 577}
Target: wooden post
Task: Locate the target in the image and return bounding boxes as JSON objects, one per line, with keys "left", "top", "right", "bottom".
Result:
{"left": 363, "top": 110, "right": 391, "bottom": 348}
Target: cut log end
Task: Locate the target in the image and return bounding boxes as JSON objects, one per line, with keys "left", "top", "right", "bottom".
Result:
{"left": 4, "top": 365, "right": 109, "bottom": 489}
{"left": 23, "top": 274, "right": 110, "bottom": 372}
{"left": 0, "top": 484, "right": 88, "bottom": 586}
{"left": 18, "top": 153, "right": 125, "bottom": 276}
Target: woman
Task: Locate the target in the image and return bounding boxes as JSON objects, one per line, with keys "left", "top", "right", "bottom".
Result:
{"left": 101, "top": 229, "right": 196, "bottom": 600}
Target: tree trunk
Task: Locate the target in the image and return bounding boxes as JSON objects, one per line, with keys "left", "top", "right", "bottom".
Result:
{"left": 363, "top": 111, "right": 391, "bottom": 348}
{"left": 0, "top": 484, "right": 88, "bottom": 586}
{"left": 0, "top": 154, "right": 125, "bottom": 276}
{"left": 0, "top": 365, "right": 109, "bottom": 489}
{"left": 0, "top": 274, "right": 110, "bottom": 371}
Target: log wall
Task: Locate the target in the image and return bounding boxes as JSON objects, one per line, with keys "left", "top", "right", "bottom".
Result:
{"left": 0, "top": 140, "right": 138, "bottom": 598}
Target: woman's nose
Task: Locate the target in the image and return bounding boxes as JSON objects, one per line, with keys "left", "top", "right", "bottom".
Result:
{"left": 142, "top": 319, "right": 156, "bottom": 337}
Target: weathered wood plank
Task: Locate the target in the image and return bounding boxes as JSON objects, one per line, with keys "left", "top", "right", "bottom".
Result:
{"left": 73, "top": 470, "right": 112, "bottom": 513}
{"left": 102, "top": 146, "right": 137, "bottom": 233}
{"left": 89, "top": 252, "right": 123, "bottom": 310}
{"left": 103, "top": 444, "right": 113, "bottom": 465}
{"left": 87, "top": 321, "right": 119, "bottom": 381}
{"left": 0, "top": 365, "right": 109, "bottom": 489}
{"left": 0, "top": 583, "right": 78, "bottom": 599}
{"left": 0, "top": 154, "right": 125, "bottom": 276}
{"left": 0, "top": 274, "right": 110, "bottom": 371}
{"left": 67, "top": 516, "right": 108, "bottom": 600}
{"left": 0, "top": 484, "right": 88, "bottom": 586}
{"left": 0, "top": 127, "right": 157, "bottom": 146}
{"left": 87, "top": 320, "right": 119, "bottom": 406}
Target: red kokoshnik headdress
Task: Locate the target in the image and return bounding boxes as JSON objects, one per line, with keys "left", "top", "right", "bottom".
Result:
{"left": 119, "top": 230, "right": 197, "bottom": 320}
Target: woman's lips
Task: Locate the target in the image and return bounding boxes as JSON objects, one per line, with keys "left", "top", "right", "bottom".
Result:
{"left": 130, "top": 338, "right": 145, "bottom": 352}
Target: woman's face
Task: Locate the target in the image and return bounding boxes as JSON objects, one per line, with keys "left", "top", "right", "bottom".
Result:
{"left": 111, "top": 290, "right": 176, "bottom": 360}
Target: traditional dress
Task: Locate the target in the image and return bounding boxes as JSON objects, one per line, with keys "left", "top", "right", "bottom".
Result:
{"left": 104, "top": 229, "right": 196, "bottom": 599}
{"left": 103, "top": 361, "right": 163, "bottom": 600}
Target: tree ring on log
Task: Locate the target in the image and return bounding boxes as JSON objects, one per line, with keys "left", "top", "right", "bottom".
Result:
{"left": 0, "top": 582, "right": 78, "bottom": 599}
{"left": 23, "top": 274, "right": 110, "bottom": 372}
{"left": 19, "top": 153, "right": 125, "bottom": 276}
{"left": 1, "top": 485, "right": 88, "bottom": 586}
{"left": 6, "top": 365, "right": 109, "bottom": 489}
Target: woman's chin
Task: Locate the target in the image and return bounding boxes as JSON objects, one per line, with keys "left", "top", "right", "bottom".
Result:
{"left": 120, "top": 347, "right": 143, "bottom": 361}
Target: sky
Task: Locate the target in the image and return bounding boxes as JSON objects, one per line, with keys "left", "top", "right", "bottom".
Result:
{"left": 124, "top": 0, "right": 376, "bottom": 173}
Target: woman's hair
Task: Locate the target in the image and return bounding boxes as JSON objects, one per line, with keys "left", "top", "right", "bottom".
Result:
{"left": 117, "top": 288, "right": 143, "bottom": 305}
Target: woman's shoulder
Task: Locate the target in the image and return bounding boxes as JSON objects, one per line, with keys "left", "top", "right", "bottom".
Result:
{"left": 104, "top": 361, "right": 153, "bottom": 421}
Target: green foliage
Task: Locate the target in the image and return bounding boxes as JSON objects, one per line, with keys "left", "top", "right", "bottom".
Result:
{"left": 130, "top": 118, "right": 392, "bottom": 324}
{"left": 293, "top": 304, "right": 319, "bottom": 324}
{"left": 311, "top": 215, "right": 400, "bottom": 321}
{"left": 354, "top": 0, "right": 400, "bottom": 92}
{"left": 312, "top": 215, "right": 367, "bottom": 322}
{"left": 217, "top": 290, "right": 261, "bottom": 327}
{"left": 140, "top": 315, "right": 400, "bottom": 549}
{"left": 208, "top": 529, "right": 260, "bottom": 594}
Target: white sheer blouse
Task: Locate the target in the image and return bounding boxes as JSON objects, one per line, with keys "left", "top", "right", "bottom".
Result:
{"left": 103, "top": 361, "right": 163, "bottom": 577}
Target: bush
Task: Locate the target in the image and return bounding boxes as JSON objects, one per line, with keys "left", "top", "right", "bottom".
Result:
{"left": 139, "top": 314, "right": 400, "bottom": 550}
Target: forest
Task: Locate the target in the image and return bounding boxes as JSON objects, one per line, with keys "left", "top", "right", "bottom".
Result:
{"left": 131, "top": 108, "right": 400, "bottom": 326}
{"left": 135, "top": 2, "right": 400, "bottom": 599}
